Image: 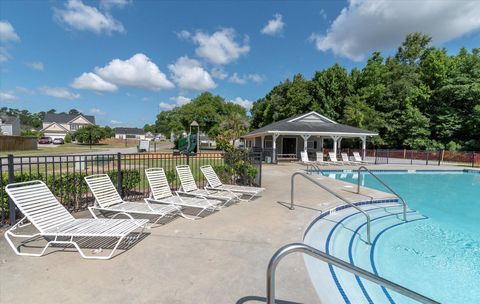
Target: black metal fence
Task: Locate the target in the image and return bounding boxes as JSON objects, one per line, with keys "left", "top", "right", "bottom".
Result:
{"left": 1, "top": 150, "right": 262, "bottom": 226}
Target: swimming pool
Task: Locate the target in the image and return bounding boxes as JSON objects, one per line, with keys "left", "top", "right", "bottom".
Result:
{"left": 322, "top": 170, "right": 480, "bottom": 303}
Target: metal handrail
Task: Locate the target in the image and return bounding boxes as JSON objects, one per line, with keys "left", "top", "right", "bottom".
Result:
{"left": 357, "top": 166, "right": 408, "bottom": 221}
{"left": 291, "top": 172, "right": 372, "bottom": 244}
{"left": 266, "top": 243, "right": 440, "bottom": 304}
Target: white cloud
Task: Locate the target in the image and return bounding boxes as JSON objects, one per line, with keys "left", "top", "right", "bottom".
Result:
{"left": 168, "top": 56, "right": 216, "bottom": 91}
{"left": 71, "top": 72, "right": 118, "bottom": 92}
{"left": 100, "top": 0, "right": 131, "bottom": 10}
{"left": 0, "top": 47, "right": 10, "bottom": 63}
{"left": 170, "top": 95, "right": 191, "bottom": 106}
{"left": 176, "top": 30, "right": 191, "bottom": 40}
{"left": 15, "top": 86, "right": 35, "bottom": 94}
{"left": 95, "top": 53, "right": 174, "bottom": 90}
{"left": 211, "top": 67, "right": 228, "bottom": 80}
{"left": 228, "top": 97, "right": 253, "bottom": 111}
{"left": 261, "top": 13, "right": 285, "bottom": 36}
{"left": 54, "top": 0, "right": 125, "bottom": 35}
{"left": 0, "top": 91, "right": 17, "bottom": 102}
{"left": 190, "top": 28, "right": 250, "bottom": 65}
{"left": 89, "top": 107, "right": 105, "bottom": 115}
{"left": 39, "top": 86, "right": 80, "bottom": 100}
{"left": 311, "top": 0, "right": 480, "bottom": 61}
{"left": 228, "top": 73, "right": 265, "bottom": 85}
{"left": 110, "top": 119, "right": 123, "bottom": 124}
{"left": 319, "top": 9, "right": 327, "bottom": 21}
{"left": 159, "top": 102, "right": 174, "bottom": 111}
{"left": 0, "top": 21, "right": 20, "bottom": 42}
{"left": 25, "top": 62, "right": 44, "bottom": 71}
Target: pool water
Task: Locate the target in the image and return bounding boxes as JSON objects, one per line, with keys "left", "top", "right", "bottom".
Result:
{"left": 329, "top": 170, "right": 480, "bottom": 303}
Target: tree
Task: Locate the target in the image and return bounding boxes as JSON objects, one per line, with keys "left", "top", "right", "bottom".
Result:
{"left": 74, "top": 125, "right": 108, "bottom": 145}
{"left": 68, "top": 109, "right": 81, "bottom": 115}
{"left": 219, "top": 112, "right": 250, "bottom": 144}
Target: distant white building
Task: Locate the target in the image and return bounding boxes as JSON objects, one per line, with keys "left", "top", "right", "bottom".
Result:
{"left": 40, "top": 113, "right": 95, "bottom": 140}
{"left": 114, "top": 127, "right": 146, "bottom": 140}
{"left": 0, "top": 115, "right": 21, "bottom": 136}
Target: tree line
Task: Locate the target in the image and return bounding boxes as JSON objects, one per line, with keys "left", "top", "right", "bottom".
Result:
{"left": 251, "top": 33, "right": 480, "bottom": 151}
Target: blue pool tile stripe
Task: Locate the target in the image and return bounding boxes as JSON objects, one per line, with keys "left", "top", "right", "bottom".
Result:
{"left": 322, "top": 201, "right": 402, "bottom": 304}
{"left": 369, "top": 216, "right": 428, "bottom": 303}
{"left": 347, "top": 210, "right": 418, "bottom": 304}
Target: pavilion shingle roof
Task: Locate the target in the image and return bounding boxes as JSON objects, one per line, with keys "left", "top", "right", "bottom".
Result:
{"left": 243, "top": 112, "right": 377, "bottom": 137}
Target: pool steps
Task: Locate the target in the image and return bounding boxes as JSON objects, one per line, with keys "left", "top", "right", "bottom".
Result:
{"left": 304, "top": 202, "right": 427, "bottom": 304}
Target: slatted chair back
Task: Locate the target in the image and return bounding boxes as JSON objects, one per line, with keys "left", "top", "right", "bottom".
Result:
{"left": 300, "top": 151, "right": 309, "bottom": 162}
{"left": 329, "top": 152, "right": 339, "bottom": 162}
{"left": 341, "top": 153, "right": 350, "bottom": 162}
{"left": 200, "top": 165, "right": 223, "bottom": 188}
{"left": 84, "top": 174, "right": 123, "bottom": 208}
{"left": 316, "top": 152, "right": 324, "bottom": 162}
{"left": 145, "top": 168, "right": 174, "bottom": 200}
{"left": 175, "top": 165, "right": 198, "bottom": 192}
{"left": 353, "top": 152, "right": 363, "bottom": 162}
{"left": 5, "top": 181, "right": 75, "bottom": 233}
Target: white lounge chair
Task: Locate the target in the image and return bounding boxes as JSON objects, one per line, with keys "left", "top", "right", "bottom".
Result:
{"left": 353, "top": 152, "right": 369, "bottom": 164}
{"left": 176, "top": 165, "right": 239, "bottom": 205}
{"left": 85, "top": 174, "right": 182, "bottom": 224}
{"left": 341, "top": 153, "right": 361, "bottom": 165}
{"left": 316, "top": 152, "right": 336, "bottom": 165}
{"left": 328, "top": 152, "right": 349, "bottom": 165}
{"left": 5, "top": 180, "right": 148, "bottom": 259}
{"left": 145, "top": 168, "right": 224, "bottom": 219}
{"left": 200, "top": 165, "right": 265, "bottom": 201}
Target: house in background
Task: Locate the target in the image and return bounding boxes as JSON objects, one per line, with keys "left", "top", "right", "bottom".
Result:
{"left": 0, "top": 115, "right": 21, "bottom": 136}
{"left": 114, "top": 127, "right": 146, "bottom": 140}
{"left": 40, "top": 113, "right": 95, "bottom": 140}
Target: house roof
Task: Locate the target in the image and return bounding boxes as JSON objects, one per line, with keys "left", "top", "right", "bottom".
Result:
{"left": 243, "top": 111, "right": 377, "bottom": 137}
{"left": 0, "top": 115, "right": 19, "bottom": 124}
{"left": 115, "top": 127, "right": 145, "bottom": 135}
{"left": 43, "top": 113, "right": 95, "bottom": 124}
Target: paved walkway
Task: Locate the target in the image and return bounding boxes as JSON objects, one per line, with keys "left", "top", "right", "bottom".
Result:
{"left": 0, "top": 163, "right": 473, "bottom": 303}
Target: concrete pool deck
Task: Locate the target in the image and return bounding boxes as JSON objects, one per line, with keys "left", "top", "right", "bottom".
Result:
{"left": 0, "top": 163, "right": 476, "bottom": 303}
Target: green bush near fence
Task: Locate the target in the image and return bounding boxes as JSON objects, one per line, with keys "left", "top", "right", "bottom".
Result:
{"left": 2, "top": 169, "right": 141, "bottom": 220}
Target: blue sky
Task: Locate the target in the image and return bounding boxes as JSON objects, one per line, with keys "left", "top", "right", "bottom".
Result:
{"left": 1, "top": 0, "right": 479, "bottom": 128}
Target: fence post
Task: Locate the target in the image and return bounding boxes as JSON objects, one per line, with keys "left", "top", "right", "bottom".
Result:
{"left": 186, "top": 154, "right": 190, "bottom": 166}
{"left": 438, "top": 150, "right": 442, "bottom": 166}
{"left": 426, "top": 151, "right": 429, "bottom": 165}
{"left": 386, "top": 150, "right": 390, "bottom": 164}
{"left": 116, "top": 152, "right": 122, "bottom": 197}
{"left": 7, "top": 154, "right": 15, "bottom": 225}
{"left": 374, "top": 149, "right": 378, "bottom": 164}
{"left": 473, "top": 152, "right": 475, "bottom": 168}
{"left": 258, "top": 152, "right": 262, "bottom": 187}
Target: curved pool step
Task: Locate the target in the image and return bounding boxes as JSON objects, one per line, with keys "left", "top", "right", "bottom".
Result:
{"left": 304, "top": 202, "right": 427, "bottom": 304}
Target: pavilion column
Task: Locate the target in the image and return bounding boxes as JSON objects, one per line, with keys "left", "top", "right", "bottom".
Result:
{"left": 261, "top": 135, "right": 265, "bottom": 150}
{"left": 361, "top": 136, "right": 367, "bottom": 160}
{"left": 272, "top": 133, "right": 279, "bottom": 163}
{"left": 338, "top": 137, "right": 343, "bottom": 151}
{"left": 331, "top": 135, "right": 341, "bottom": 155}
{"left": 301, "top": 134, "right": 311, "bottom": 152}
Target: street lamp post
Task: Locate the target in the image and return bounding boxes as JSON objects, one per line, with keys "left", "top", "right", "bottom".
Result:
{"left": 190, "top": 120, "right": 199, "bottom": 154}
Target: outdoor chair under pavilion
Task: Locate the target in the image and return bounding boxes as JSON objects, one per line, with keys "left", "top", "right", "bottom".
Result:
{"left": 145, "top": 168, "right": 224, "bottom": 219}
{"left": 341, "top": 152, "right": 362, "bottom": 165}
{"left": 176, "top": 165, "right": 239, "bottom": 205}
{"left": 353, "top": 152, "right": 369, "bottom": 164}
{"left": 85, "top": 174, "right": 182, "bottom": 224}
{"left": 200, "top": 165, "right": 265, "bottom": 201}
{"left": 315, "top": 151, "right": 337, "bottom": 166}
{"left": 5, "top": 180, "right": 148, "bottom": 260}
{"left": 328, "top": 152, "right": 350, "bottom": 165}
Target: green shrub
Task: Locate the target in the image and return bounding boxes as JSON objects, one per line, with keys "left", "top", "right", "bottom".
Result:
{"left": 64, "top": 134, "right": 72, "bottom": 143}
{"left": 107, "top": 170, "right": 141, "bottom": 196}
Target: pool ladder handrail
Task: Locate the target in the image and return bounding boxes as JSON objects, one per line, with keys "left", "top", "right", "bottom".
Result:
{"left": 291, "top": 171, "right": 372, "bottom": 244}
{"left": 266, "top": 243, "right": 440, "bottom": 304}
{"left": 357, "top": 166, "right": 408, "bottom": 221}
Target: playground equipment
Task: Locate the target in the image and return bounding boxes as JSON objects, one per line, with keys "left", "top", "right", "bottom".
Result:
{"left": 177, "top": 134, "right": 197, "bottom": 154}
